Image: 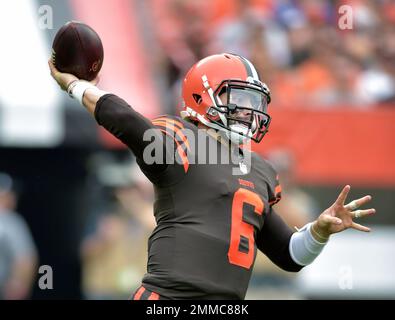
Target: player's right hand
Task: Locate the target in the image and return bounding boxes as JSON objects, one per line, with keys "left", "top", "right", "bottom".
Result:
{"left": 49, "top": 58, "right": 101, "bottom": 93}
{"left": 48, "top": 58, "right": 79, "bottom": 91}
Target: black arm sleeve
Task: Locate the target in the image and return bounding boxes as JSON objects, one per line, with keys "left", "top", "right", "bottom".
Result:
{"left": 94, "top": 94, "right": 168, "bottom": 174}
{"left": 256, "top": 208, "right": 303, "bottom": 272}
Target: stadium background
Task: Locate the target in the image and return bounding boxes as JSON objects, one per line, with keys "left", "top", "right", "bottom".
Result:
{"left": 0, "top": 0, "right": 394, "bottom": 299}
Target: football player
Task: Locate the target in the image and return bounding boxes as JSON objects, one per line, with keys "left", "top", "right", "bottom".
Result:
{"left": 49, "top": 53, "right": 375, "bottom": 300}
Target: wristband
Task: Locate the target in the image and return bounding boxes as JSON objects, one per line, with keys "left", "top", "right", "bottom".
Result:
{"left": 67, "top": 80, "right": 96, "bottom": 105}
{"left": 311, "top": 223, "right": 329, "bottom": 242}
{"left": 289, "top": 222, "right": 328, "bottom": 266}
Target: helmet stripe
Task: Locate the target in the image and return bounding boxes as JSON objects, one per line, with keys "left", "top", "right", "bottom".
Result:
{"left": 244, "top": 57, "right": 260, "bottom": 80}
{"left": 237, "top": 55, "right": 260, "bottom": 81}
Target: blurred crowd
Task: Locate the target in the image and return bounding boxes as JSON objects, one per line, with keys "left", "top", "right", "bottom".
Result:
{"left": 0, "top": 173, "right": 37, "bottom": 300}
{"left": 148, "top": 0, "right": 395, "bottom": 110}
{"left": 80, "top": 154, "right": 155, "bottom": 299}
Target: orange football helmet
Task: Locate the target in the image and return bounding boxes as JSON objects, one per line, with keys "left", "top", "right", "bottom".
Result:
{"left": 181, "top": 53, "right": 271, "bottom": 143}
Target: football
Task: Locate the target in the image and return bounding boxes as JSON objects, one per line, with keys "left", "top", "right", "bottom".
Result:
{"left": 52, "top": 21, "right": 103, "bottom": 81}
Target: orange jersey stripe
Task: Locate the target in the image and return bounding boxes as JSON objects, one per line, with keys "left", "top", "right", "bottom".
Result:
{"left": 159, "top": 129, "right": 189, "bottom": 173}
{"left": 148, "top": 292, "right": 160, "bottom": 300}
{"left": 154, "top": 117, "right": 184, "bottom": 129}
{"left": 152, "top": 119, "right": 184, "bottom": 132}
{"left": 152, "top": 119, "right": 184, "bottom": 131}
{"left": 153, "top": 120, "right": 191, "bottom": 151}
{"left": 133, "top": 286, "right": 145, "bottom": 300}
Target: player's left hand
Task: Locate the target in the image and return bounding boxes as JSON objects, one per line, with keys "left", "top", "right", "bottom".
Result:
{"left": 313, "top": 185, "right": 375, "bottom": 240}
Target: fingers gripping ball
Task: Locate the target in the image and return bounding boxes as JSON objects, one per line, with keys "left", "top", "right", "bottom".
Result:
{"left": 52, "top": 21, "right": 103, "bottom": 81}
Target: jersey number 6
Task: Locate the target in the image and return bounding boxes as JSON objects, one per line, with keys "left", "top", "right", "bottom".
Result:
{"left": 228, "top": 188, "right": 264, "bottom": 269}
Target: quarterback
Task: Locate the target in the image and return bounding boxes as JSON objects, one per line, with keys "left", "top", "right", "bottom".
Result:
{"left": 49, "top": 53, "right": 375, "bottom": 300}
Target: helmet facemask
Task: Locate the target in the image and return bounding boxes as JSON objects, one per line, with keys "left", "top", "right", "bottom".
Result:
{"left": 205, "top": 79, "right": 271, "bottom": 144}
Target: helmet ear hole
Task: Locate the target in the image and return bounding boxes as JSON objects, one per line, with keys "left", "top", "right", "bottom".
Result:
{"left": 192, "top": 94, "right": 202, "bottom": 104}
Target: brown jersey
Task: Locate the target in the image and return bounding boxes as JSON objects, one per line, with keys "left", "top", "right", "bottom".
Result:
{"left": 95, "top": 94, "right": 303, "bottom": 300}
